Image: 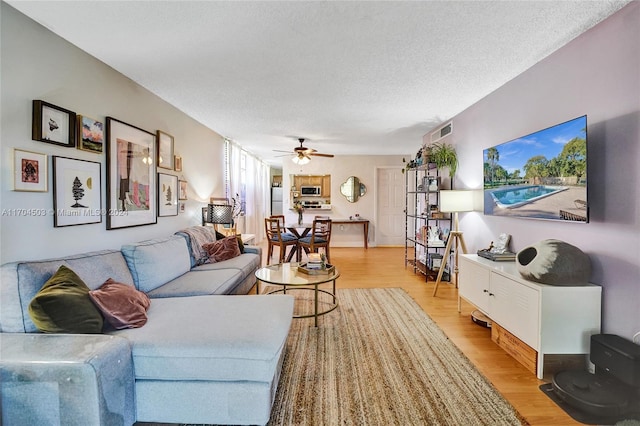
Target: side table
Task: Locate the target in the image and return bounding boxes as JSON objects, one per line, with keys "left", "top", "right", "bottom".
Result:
{"left": 0, "top": 334, "right": 135, "bottom": 426}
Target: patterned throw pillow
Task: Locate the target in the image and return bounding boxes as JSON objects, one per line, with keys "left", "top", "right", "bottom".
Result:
{"left": 89, "top": 279, "right": 151, "bottom": 329}
{"left": 28, "top": 265, "right": 104, "bottom": 334}
{"left": 203, "top": 235, "right": 242, "bottom": 263}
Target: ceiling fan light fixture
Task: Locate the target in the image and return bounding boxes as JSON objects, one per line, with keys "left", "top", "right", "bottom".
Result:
{"left": 292, "top": 155, "right": 310, "bottom": 165}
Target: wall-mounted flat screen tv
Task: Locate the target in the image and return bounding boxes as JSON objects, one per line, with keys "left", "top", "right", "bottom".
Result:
{"left": 483, "top": 115, "right": 588, "bottom": 222}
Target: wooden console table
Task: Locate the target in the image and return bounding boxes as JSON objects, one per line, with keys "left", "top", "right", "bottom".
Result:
{"left": 332, "top": 219, "right": 369, "bottom": 249}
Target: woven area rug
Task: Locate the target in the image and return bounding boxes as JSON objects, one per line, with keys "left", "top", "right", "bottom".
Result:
{"left": 265, "top": 287, "right": 527, "bottom": 425}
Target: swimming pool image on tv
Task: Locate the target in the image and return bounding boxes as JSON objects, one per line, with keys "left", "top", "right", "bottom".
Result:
{"left": 483, "top": 115, "right": 588, "bottom": 222}
{"left": 489, "top": 185, "right": 568, "bottom": 209}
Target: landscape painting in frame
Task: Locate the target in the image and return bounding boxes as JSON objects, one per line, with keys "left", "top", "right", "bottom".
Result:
{"left": 158, "top": 173, "right": 178, "bottom": 217}
{"left": 52, "top": 156, "right": 102, "bottom": 227}
{"left": 13, "top": 149, "right": 47, "bottom": 192}
{"left": 483, "top": 115, "right": 588, "bottom": 222}
{"left": 106, "top": 117, "right": 157, "bottom": 229}
{"left": 78, "top": 115, "right": 104, "bottom": 153}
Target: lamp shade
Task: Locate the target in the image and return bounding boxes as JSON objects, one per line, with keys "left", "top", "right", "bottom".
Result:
{"left": 439, "top": 190, "right": 476, "bottom": 213}
{"left": 292, "top": 155, "right": 310, "bottom": 165}
{"left": 207, "top": 204, "right": 233, "bottom": 224}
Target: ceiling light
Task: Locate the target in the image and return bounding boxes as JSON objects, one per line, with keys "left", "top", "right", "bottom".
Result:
{"left": 292, "top": 155, "right": 310, "bottom": 165}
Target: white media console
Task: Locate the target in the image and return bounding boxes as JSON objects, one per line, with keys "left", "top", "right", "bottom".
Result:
{"left": 458, "top": 254, "right": 602, "bottom": 379}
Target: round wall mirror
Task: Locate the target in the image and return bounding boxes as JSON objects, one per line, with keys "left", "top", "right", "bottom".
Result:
{"left": 340, "top": 176, "right": 366, "bottom": 203}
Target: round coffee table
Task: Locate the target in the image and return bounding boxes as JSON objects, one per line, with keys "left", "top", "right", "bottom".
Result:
{"left": 255, "top": 263, "right": 339, "bottom": 327}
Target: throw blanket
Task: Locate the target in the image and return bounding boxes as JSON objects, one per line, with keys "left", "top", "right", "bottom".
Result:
{"left": 179, "top": 226, "right": 218, "bottom": 265}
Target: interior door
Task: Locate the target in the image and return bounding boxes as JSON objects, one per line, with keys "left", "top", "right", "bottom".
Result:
{"left": 376, "top": 167, "right": 405, "bottom": 246}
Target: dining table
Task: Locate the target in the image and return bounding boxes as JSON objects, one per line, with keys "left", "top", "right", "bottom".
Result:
{"left": 285, "top": 223, "right": 314, "bottom": 261}
{"left": 285, "top": 222, "right": 314, "bottom": 238}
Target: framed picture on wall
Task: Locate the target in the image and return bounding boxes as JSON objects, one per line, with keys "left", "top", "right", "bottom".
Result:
{"left": 178, "top": 180, "right": 188, "bottom": 200}
{"left": 52, "top": 156, "right": 102, "bottom": 227}
{"left": 77, "top": 115, "right": 104, "bottom": 153}
{"left": 32, "top": 100, "right": 76, "bottom": 147}
{"left": 157, "top": 130, "right": 174, "bottom": 170}
{"left": 13, "top": 149, "right": 47, "bottom": 192}
{"left": 174, "top": 155, "right": 183, "bottom": 172}
{"left": 105, "top": 117, "right": 157, "bottom": 229}
{"left": 158, "top": 173, "right": 178, "bottom": 217}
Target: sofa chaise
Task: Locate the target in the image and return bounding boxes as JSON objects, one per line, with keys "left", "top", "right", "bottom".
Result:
{"left": 0, "top": 228, "right": 294, "bottom": 425}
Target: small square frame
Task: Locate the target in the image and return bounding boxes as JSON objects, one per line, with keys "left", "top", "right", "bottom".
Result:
{"left": 77, "top": 115, "right": 104, "bottom": 153}
{"left": 32, "top": 100, "right": 76, "bottom": 147}
{"left": 13, "top": 149, "right": 48, "bottom": 192}
{"left": 53, "top": 156, "right": 102, "bottom": 227}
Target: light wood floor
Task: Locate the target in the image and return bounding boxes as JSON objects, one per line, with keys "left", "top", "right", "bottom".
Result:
{"left": 259, "top": 244, "right": 581, "bottom": 426}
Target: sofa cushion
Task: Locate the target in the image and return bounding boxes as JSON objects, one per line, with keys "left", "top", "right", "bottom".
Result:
{"left": 28, "top": 265, "right": 104, "bottom": 334}
{"left": 110, "top": 295, "right": 294, "bottom": 382}
{"left": 191, "top": 252, "right": 260, "bottom": 279}
{"left": 121, "top": 236, "right": 191, "bottom": 293}
{"left": 89, "top": 279, "right": 151, "bottom": 329}
{"left": 203, "top": 236, "right": 241, "bottom": 263}
{"left": 145, "top": 269, "right": 243, "bottom": 298}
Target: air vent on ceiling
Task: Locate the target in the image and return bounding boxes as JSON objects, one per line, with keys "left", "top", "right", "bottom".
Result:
{"left": 430, "top": 122, "right": 452, "bottom": 143}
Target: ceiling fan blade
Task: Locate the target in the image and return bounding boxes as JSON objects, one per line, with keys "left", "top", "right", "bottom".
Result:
{"left": 309, "top": 153, "right": 334, "bottom": 157}
{"left": 273, "top": 149, "right": 293, "bottom": 153}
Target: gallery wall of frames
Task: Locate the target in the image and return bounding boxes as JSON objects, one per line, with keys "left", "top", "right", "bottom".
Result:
{"left": 14, "top": 100, "right": 190, "bottom": 229}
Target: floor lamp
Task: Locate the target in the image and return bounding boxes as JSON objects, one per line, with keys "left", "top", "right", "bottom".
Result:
{"left": 432, "top": 190, "right": 476, "bottom": 297}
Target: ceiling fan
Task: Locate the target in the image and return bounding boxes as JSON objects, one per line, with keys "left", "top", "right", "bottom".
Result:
{"left": 274, "top": 138, "right": 334, "bottom": 165}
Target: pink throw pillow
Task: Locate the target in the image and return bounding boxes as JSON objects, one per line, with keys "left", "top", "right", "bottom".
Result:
{"left": 89, "top": 279, "right": 151, "bottom": 329}
{"left": 203, "top": 235, "right": 242, "bottom": 263}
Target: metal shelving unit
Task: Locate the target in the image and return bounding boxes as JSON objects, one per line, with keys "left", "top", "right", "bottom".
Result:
{"left": 404, "top": 163, "right": 453, "bottom": 282}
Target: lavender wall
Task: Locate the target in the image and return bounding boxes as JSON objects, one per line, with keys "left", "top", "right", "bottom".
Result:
{"left": 438, "top": 3, "right": 640, "bottom": 339}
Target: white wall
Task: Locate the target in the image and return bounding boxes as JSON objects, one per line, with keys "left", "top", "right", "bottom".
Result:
{"left": 282, "top": 154, "right": 407, "bottom": 247}
{"left": 1, "top": 3, "right": 226, "bottom": 262}
{"left": 431, "top": 3, "right": 640, "bottom": 338}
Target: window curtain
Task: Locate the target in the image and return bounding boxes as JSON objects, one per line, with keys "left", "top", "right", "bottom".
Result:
{"left": 226, "top": 140, "right": 269, "bottom": 243}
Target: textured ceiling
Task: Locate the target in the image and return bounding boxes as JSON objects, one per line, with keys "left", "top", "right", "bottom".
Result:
{"left": 7, "top": 0, "right": 631, "bottom": 165}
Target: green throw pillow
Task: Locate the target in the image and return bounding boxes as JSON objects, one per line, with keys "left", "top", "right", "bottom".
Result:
{"left": 28, "top": 265, "right": 104, "bottom": 334}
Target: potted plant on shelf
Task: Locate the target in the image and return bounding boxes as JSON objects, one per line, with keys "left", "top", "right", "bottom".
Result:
{"left": 402, "top": 142, "right": 458, "bottom": 177}
{"left": 427, "top": 142, "right": 458, "bottom": 177}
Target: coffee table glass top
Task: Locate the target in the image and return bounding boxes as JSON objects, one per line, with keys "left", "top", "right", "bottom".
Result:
{"left": 255, "top": 262, "right": 340, "bottom": 286}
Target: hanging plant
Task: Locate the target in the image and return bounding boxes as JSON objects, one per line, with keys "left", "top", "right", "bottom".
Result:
{"left": 429, "top": 142, "right": 458, "bottom": 177}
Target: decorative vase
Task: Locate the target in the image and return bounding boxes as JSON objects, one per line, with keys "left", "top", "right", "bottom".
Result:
{"left": 297, "top": 211, "right": 303, "bottom": 225}
{"left": 516, "top": 239, "right": 591, "bottom": 285}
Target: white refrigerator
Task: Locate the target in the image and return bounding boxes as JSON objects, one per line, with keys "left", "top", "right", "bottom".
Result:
{"left": 271, "top": 187, "right": 283, "bottom": 215}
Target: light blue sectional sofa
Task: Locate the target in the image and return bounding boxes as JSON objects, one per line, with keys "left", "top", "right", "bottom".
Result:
{"left": 0, "top": 229, "right": 294, "bottom": 426}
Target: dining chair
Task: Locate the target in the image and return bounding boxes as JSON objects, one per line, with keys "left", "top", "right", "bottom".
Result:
{"left": 298, "top": 218, "right": 332, "bottom": 263}
{"left": 270, "top": 215, "right": 298, "bottom": 239}
{"left": 264, "top": 217, "right": 299, "bottom": 265}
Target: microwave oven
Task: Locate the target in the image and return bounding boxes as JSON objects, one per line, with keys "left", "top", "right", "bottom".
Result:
{"left": 300, "top": 185, "right": 322, "bottom": 196}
